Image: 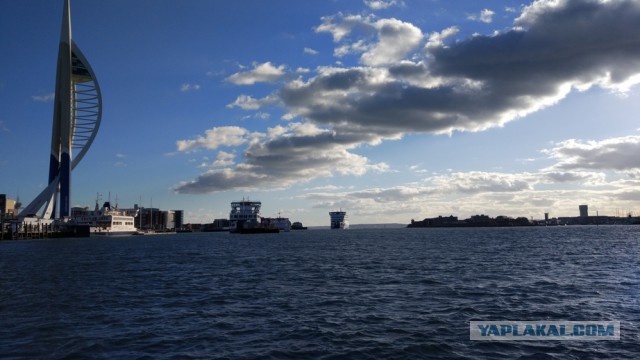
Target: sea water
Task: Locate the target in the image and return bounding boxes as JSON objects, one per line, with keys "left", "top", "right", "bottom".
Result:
{"left": 1, "top": 226, "right": 639, "bottom": 358}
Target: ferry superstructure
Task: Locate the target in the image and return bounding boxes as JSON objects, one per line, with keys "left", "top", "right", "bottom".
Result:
{"left": 329, "top": 210, "right": 349, "bottom": 229}
{"left": 229, "top": 200, "right": 261, "bottom": 231}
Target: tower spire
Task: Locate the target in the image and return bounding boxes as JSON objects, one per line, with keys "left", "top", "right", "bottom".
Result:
{"left": 20, "top": 0, "right": 102, "bottom": 220}
{"left": 49, "top": 0, "right": 74, "bottom": 218}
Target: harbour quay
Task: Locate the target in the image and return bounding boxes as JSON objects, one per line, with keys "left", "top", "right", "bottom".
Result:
{"left": 1, "top": 216, "right": 90, "bottom": 240}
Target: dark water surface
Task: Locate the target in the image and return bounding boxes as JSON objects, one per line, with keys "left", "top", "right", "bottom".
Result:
{"left": 1, "top": 226, "right": 639, "bottom": 359}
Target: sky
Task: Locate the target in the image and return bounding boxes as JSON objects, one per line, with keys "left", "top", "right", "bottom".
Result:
{"left": 1, "top": 0, "right": 639, "bottom": 226}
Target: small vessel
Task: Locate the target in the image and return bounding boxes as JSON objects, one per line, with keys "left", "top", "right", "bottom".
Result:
{"left": 291, "top": 221, "right": 307, "bottom": 230}
{"left": 229, "top": 199, "right": 279, "bottom": 233}
{"left": 263, "top": 216, "right": 291, "bottom": 232}
{"left": 329, "top": 210, "right": 349, "bottom": 229}
{"left": 72, "top": 197, "right": 137, "bottom": 236}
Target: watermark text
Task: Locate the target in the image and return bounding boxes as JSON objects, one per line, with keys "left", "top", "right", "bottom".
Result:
{"left": 470, "top": 321, "right": 620, "bottom": 340}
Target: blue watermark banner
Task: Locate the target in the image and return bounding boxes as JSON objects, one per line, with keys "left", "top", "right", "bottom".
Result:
{"left": 470, "top": 321, "right": 620, "bottom": 341}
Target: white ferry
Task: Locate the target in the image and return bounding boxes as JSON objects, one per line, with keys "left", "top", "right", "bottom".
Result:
{"left": 263, "top": 216, "right": 291, "bottom": 232}
{"left": 329, "top": 210, "right": 349, "bottom": 229}
{"left": 229, "top": 199, "right": 279, "bottom": 233}
{"left": 72, "top": 199, "right": 137, "bottom": 236}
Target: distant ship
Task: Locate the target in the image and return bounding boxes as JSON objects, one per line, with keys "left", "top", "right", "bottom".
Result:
{"left": 291, "top": 221, "right": 307, "bottom": 230}
{"left": 262, "top": 216, "right": 291, "bottom": 232}
{"left": 329, "top": 210, "right": 349, "bottom": 229}
{"left": 71, "top": 198, "right": 137, "bottom": 237}
{"left": 229, "top": 199, "right": 279, "bottom": 233}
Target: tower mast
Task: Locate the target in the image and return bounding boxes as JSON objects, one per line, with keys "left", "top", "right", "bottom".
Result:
{"left": 49, "top": 0, "right": 74, "bottom": 218}
{"left": 19, "top": 0, "right": 102, "bottom": 220}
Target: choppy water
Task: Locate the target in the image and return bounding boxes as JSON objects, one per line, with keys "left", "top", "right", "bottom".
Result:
{"left": 1, "top": 226, "right": 639, "bottom": 359}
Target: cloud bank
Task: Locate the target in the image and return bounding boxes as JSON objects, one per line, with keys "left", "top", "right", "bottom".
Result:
{"left": 305, "top": 134, "right": 640, "bottom": 221}
{"left": 284, "top": 0, "right": 640, "bottom": 138}
{"left": 545, "top": 136, "right": 640, "bottom": 172}
{"left": 174, "top": 0, "right": 640, "bottom": 194}
{"left": 173, "top": 122, "right": 389, "bottom": 193}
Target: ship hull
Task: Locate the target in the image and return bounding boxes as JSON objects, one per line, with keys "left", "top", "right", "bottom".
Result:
{"left": 90, "top": 228, "right": 137, "bottom": 237}
{"left": 233, "top": 227, "right": 280, "bottom": 234}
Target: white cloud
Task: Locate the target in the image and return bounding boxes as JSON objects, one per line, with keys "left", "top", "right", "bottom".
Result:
{"left": 428, "top": 171, "right": 535, "bottom": 194}
{"left": 172, "top": 122, "right": 388, "bottom": 194}
{"left": 226, "top": 62, "right": 287, "bottom": 85}
{"left": 425, "top": 26, "right": 459, "bottom": 49}
{"left": 315, "top": 14, "right": 376, "bottom": 42}
{"left": 226, "top": 94, "right": 278, "bottom": 110}
{"left": 242, "top": 112, "right": 271, "bottom": 121}
{"left": 410, "top": 165, "right": 429, "bottom": 174}
{"left": 32, "top": 93, "right": 55, "bottom": 102}
{"left": 316, "top": 14, "right": 423, "bottom": 66}
{"left": 363, "top": 0, "right": 403, "bottom": 10}
{"left": 199, "top": 150, "right": 236, "bottom": 168}
{"left": 176, "top": 126, "right": 249, "bottom": 152}
{"left": 544, "top": 136, "right": 640, "bottom": 172}
{"left": 467, "top": 9, "right": 495, "bottom": 23}
{"left": 361, "top": 18, "right": 423, "bottom": 66}
{"left": 304, "top": 47, "right": 319, "bottom": 55}
{"left": 114, "top": 153, "right": 127, "bottom": 167}
{"left": 180, "top": 83, "right": 201, "bottom": 92}
{"left": 333, "top": 39, "right": 369, "bottom": 57}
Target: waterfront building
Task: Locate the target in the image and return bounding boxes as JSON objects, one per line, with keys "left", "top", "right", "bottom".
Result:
{"left": 173, "top": 210, "right": 184, "bottom": 230}
{"left": 20, "top": 0, "right": 102, "bottom": 220}
{"left": 211, "top": 219, "right": 231, "bottom": 230}
{"left": 0, "top": 195, "right": 18, "bottom": 218}
{"left": 137, "top": 208, "right": 163, "bottom": 231}
{"left": 165, "top": 210, "right": 177, "bottom": 231}
{"left": 117, "top": 205, "right": 184, "bottom": 232}
{"left": 579, "top": 205, "right": 589, "bottom": 218}
{"left": 161, "top": 210, "right": 184, "bottom": 231}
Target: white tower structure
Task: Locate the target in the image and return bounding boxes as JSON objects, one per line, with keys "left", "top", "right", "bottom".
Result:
{"left": 20, "top": 0, "right": 102, "bottom": 219}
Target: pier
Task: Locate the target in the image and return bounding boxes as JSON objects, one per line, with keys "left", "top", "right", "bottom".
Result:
{"left": 1, "top": 217, "right": 89, "bottom": 240}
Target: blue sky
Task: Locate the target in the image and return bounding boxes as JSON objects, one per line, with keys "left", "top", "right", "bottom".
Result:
{"left": 1, "top": 0, "right": 639, "bottom": 226}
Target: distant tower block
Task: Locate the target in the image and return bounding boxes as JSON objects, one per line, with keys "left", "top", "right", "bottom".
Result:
{"left": 20, "top": 0, "right": 102, "bottom": 219}
{"left": 579, "top": 205, "right": 588, "bottom": 218}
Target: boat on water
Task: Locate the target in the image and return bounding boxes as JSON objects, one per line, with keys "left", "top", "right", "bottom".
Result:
{"left": 263, "top": 216, "right": 291, "bottom": 232}
{"left": 291, "top": 221, "right": 307, "bottom": 230}
{"left": 329, "top": 210, "right": 349, "bottom": 229}
{"left": 71, "top": 198, "right": 138, "bottom": 237}
{"left": 229, "top": 199, "right": 279, "bottom": 234}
